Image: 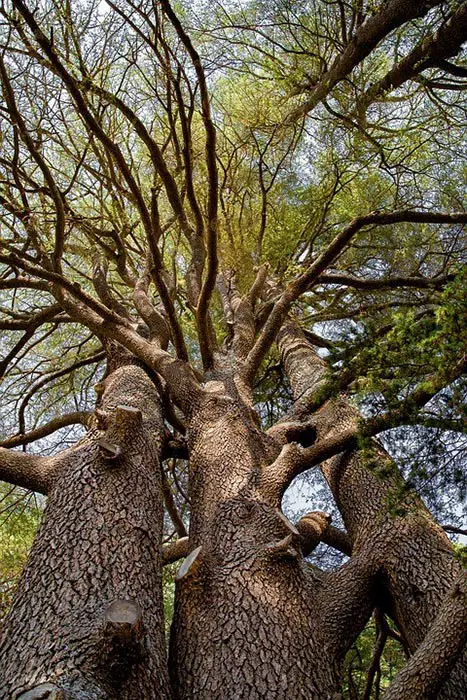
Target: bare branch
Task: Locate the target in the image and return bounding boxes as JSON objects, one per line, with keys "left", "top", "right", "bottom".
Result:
{"left": 244, "top": 210, "right": 467, "bottom": 382}
{"left": 287, "top": 0, "right": 445, "bottom": 121}
{"left": 133, "top": 269, "right": 170, "bottom": 349}
{"left": 160, "top": 0, "right": 219, "bottom": 371}
{"left": 0, "top": 412, "right": 91, "bottom": 449}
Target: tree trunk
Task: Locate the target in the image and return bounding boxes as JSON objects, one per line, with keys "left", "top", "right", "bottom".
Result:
{"left": 0, "top": 364, "right": 171, "bottom": 699}
{"left": 169, "top": 385, "right": 376, "bottom": 699}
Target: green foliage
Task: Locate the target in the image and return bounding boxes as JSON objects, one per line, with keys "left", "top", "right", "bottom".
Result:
{"left": 453, "top": 543, "right": 467, "bottom": 569}
{"left": 0, "top": 485, "right": 42, "bottom": 624}
{"left": 163, "top": 561, "right": 177, "bottom": 639}
{"left": 342, "top": 615, "right": 406, "bottom": 699}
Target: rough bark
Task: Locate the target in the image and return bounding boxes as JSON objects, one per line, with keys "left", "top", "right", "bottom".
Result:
{"left": 276, "top": 319, "right": 467, "bottom": 698}
{"left": 0, "top": 364, "right": 170, "bottom": 699}
{"left": 169, "top": 380, "right": 377, "bottom": 699}
{"left": 384, "top": 572, "right": 467, "bottom": 700}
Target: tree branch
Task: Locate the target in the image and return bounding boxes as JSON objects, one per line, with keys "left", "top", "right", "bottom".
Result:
{"left": 383, "top": 573, "right": 467, "bottom": 700}
{"left": 162, "top": 536, "right": 189, "bottom": 565}
{"left": 1, "top": 412, "right": 91, "bottom": 449}
{"left": 358, "top": 3, "right": 467, "bottom": 115}
{"left": 244, "top": 210, "right": 467, "bottom": 382}
{"left": 287, "top": 0, "right": 445, "bottom": 121}
{"left": 160, "top": 0, "right": 219, "bottom": 371}
{"left": 0, "top": 447, "right": 61, "bottom": 494}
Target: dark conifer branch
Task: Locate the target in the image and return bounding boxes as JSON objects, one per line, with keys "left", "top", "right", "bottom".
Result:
{"left": 244, "top": 210, "right": 467, "bottom": 383}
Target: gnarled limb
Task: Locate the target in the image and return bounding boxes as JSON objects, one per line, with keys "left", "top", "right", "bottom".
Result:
{"left": 0, "top": 447, "right": 62, "bottom": 495}
{"left": 159, "top": 0, "right": 219, "bottom": 372}
{"left": 384, "top": 574, "right": 467, "bottom": 700}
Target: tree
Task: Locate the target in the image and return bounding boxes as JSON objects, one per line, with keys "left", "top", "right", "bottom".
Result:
{"left": 0, "top": 0, "right": 466, "bottom": 697}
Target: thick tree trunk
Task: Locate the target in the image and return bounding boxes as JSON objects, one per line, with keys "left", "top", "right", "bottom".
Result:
{"left": 276, "top": 320, "right": 467, "bottom": 698}
{"left": 169, "top": 385, "right": 376, "bottom": 699}
{"left": 0, "top": 364, "right": 171, "bottom": 699}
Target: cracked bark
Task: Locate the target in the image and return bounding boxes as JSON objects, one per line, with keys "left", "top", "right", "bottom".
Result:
{"left": 169, "top": 378, "right": 378, "bottom": 699}
{"left": 0, "top": 363, "right": 170, "bottom": 699}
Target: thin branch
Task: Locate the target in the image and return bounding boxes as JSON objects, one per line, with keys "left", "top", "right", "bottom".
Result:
{"left": 1, "top": 412, "right": 91, "bottom": 449}
{"left": 244, "top": 210, "right": 467, "bottom": 382}
{"left": 358, "top": 4, "right": 467, "bottom": 115}
{"left": 160, "top": 0, "right": 219, "bottom": 371}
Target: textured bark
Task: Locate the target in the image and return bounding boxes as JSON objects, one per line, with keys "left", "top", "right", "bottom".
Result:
{"left": 276, "top": 320, "right": 467, "bottom": 698}
{"left": 0, "top": 364, "right": 170, "bottom": 699}
{"left": 169, "top": 382, "right": 377, "bottom": 699}
{"left": 384, "top": 572, "right": 467, "bottom": 700}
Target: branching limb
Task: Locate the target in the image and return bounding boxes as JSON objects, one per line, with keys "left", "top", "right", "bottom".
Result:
{"left": 362, "top": 610, "right": 389, "bottom": 700}
{"left": 0, "top": 303, "right": 63, "bottom": 330}
{"left": 0, "top": 304, "right": 62, "bottom": 377}
{"left": 247, "top": 263, "right": 270, "bottom": 310}
{"left": 161, "top": 467, "right": 188, "bottom": 538}
{"left": 17, "top": 351, "right": 105, "bottom": 435}
{"left": 92, "top": 252, "right": 132, "bottom": 321}
{"left": 287, "top": 0, "right": 445, "bottom": 121}
{"left": 0, "top": 447, "right": 61, "bottom": 494}
{"left": 318, "top": 272, "right": 456, "bottom": 291}
{"left": 0, "top": 412, "right": 91, "bottom": 449}
{"left": 358, "top": 4, "right": 467, "bottom": 116}
{"left": 160, "top": 0, "right": 219, "bottom": 372}
{"left": 383, "top": 573, "right": 467, "bottom": 700}
{"left": 133, "top": 269, "right": 170, "bottom": 349}
{"left": 260, "top": 431, "right": 358, "bottom": 503}
{"left": 318, "top": 550, "right": 380, "bottom": 661}
{"left": 296, "top": 511, "right": 332, "bottom": 556}
{"left": 162, "top": 537, "right": 189, "bottom": 565}
{"left": 244, "top": 210, "right": 467, "bottom": 383}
